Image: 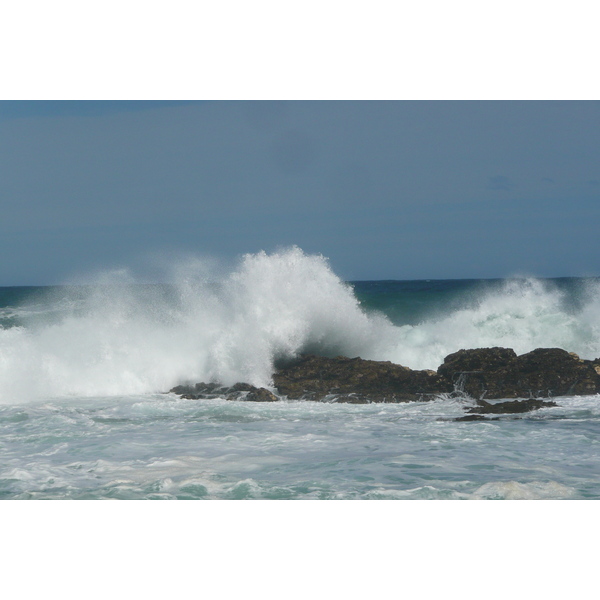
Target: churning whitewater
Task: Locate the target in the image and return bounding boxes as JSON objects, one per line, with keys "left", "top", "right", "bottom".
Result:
{"left": 2, "top": 246, "right": 600, "bottom": 402}
{"left": 2, "top": 247, "right": 600, "bottom": 499}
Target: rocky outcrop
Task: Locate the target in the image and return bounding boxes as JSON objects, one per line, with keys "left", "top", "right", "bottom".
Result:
{"left": 438, "top": 347, "right": 600, "bottom": 400}
{"left": 170, "top": 382, "right": 278, "bottom": 402}
{"left": 271, "top": 354, "right": 449, "bottom": 402}
{"left": 169, "top": 347, "right": 600, "bottom": 408}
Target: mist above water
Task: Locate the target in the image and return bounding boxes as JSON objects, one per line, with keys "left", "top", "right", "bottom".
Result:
{"left": 1, "top": 246, "right": 600, "bottom": 402}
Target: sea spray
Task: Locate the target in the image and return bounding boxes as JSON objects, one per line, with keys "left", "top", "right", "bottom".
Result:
{"left": 0, "top": 248, "right": 390, "bottom": 402}
{"left": 381, "top": 277, "right": 600, "bottom": 369}
{"left": 2, "top": 247, "right": 600, "bottom": 403}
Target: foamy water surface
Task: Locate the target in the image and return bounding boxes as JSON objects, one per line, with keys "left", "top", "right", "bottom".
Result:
{"left": 2, "top": 393, "right": 599, "bottom": 500}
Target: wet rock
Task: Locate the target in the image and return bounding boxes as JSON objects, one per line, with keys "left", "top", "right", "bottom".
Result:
{"left": 272, "top": 354, "right": 450, "bottom": 402}
{"left": 170, "top": 382, "right": 229, "bottom": 399}
{"left": 438, "top": 347, "right": 600, "bottom": 400}
{"left": 467, "top": 398, "right": 558, "bottom": 414}
{"left": 437, "top": 347, "right": 517, "bottom": 381}
{"left": 243, "top": 387, "right": 279, "bottom": 402}
{"left": 170, "top": 346, "right": 600, "bottom": 405}
{"left": 455, "top": 414, "right": 500, "bottom": 422}
{"left": 454, "top": 397, "right": 557, "bottom": 421}
{"left": 230, "top": 382, "right": 256, "bottom": 392}
{"left": 169, "top": 382, "right": 279, "bottom": 402}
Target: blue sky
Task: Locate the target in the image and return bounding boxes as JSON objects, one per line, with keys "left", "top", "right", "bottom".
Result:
{"left": 1, "top": 100, "right": 599, "bottom": 284}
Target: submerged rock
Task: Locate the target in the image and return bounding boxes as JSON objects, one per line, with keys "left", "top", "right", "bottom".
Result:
{"left": 467, "top": 398, "right": 558, "bottom": 415}
{"left": 455, "top": 414, "right": 500, "bottom": 422}
{"left": 454, "top": 397, "right": 558, "bottom": 421}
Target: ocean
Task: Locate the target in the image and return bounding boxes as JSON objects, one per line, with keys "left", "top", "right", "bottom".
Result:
{"left": 2, "top": 247, "right": 600, "bottom": 500}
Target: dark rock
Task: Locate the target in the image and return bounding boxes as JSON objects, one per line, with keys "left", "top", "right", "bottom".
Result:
{"left": 170, "top": 346, "right": 600, "bottom": 406}
{"left": 272, "top": 354, "right": 450, "bottom": 402}
{"left": 168, "top": 381, "right": 280, "bottom": 402}
{"left": 455, "top": 414, "right": 500, "bottom": 422}
{"left": 467, "top": 398, "right": 558, "bottom": 414}
{"left": 243, "top": 387, "right": 279, "bottom": 402}
{"left": 170, "top": 382, "right": 231, "bottom": 400}
{"left": 454, "top": 397, "right": 557, "bottom": 421}
{"left": 333, "top": 395, "right": 371, "bottom": 404}
{"left": 438, "top": 347, "right": 600, "bottom": 400}
{"left": 438, "top": 347, "right": 517, "bottom": 382}
{"left": 170, "top": 383, "right": 200, "bottom": 396}
{"left": 230, "top": 382, "right": 256, "bottom": 392}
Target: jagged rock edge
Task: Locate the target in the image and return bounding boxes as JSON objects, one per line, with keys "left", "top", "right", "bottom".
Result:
{"left": 168, "top": 347, "right": 600, "bottom": 415}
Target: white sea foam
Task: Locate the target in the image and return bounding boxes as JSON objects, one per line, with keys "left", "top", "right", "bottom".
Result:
{"left": 383, "top": 277, "right": 600, "bottom": 369}
{"left": 0, "top": 247, "right": 388, "bottom": 402}
{"left": 472, "top": 480, "right": 576, "bottom": 500}
{"left": 2, "top": 247, "right": 600, "bottom": 402}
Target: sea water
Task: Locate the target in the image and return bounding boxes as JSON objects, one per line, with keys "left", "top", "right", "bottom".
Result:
{"left": 2, "top": 247, "right": 600, "bottom": 499}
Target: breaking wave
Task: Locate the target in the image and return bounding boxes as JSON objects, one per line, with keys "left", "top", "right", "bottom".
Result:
{"left": 384, "top": 276, "right": 600, "bottom": 369}
{"left": 1, "top": 246, "right": 600, "bottom": 402}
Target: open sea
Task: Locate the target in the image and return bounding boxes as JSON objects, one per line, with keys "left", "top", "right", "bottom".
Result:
{"left": 2, "top": 247, "right": 600, "bottom": 500}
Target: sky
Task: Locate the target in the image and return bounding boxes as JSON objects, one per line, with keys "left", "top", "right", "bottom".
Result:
{"left": 1, "top": 100, "right": 600, "bottom": 285}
